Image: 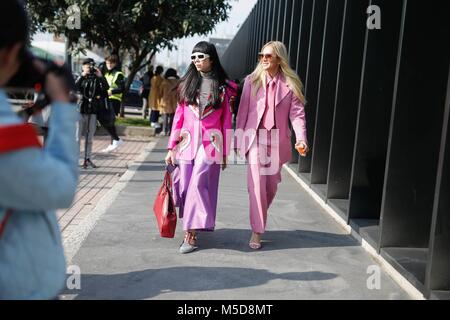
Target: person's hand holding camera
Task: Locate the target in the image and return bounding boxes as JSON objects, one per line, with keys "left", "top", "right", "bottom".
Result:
{"left": 32, "top": 59, "right": 70, "bottom": 103}
{"left": 94, "top": 68, "right": 102, "bottom": 78}
{"left": 45, "top": 73, "right": 70, "bottom": 103}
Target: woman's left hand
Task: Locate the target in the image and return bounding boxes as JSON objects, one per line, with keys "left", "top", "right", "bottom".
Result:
{"left": 222, "top": 156, "right": 227, "bottom": 171}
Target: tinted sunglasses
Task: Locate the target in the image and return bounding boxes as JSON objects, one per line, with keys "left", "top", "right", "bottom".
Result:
{"left": 191, "top": 53, "right": 210, "bottom": 62}
{"left": 258, "top": 53, "right": 275, "bottom": 61}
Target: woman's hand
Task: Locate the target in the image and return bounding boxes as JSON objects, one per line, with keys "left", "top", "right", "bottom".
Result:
{"left": 221, "top": 156, "right": 227, "bottom": 171}
{"left": 295, "top": 141, "right": 309, "bottom": 157}
{"left": 222, "top": 156, "right": 227, "bottom": 171}
{"left": 165, "top": 150, "right": 176, "bottom": 166}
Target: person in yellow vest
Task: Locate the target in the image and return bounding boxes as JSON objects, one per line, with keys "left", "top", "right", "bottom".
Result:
{"left": 148, "top": 65, "right": 164, "bottom": 128}
{"left": 101, "top": 54, "right": 124, "bottom": 152}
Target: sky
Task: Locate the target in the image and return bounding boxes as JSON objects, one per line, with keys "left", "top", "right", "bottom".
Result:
{"left": 154, "top": 0, "right": 258, "bottom": 70}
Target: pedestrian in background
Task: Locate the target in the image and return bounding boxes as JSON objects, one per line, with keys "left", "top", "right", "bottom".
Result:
{"left": 231, "top": 78, "right": 244, "bottom": 128}
{"left": 0, "top": 0, "right": 79, "bottom": 299}
{"left": 101, "top": 54, "right": 124, "bottom": 152}
{"left": 159, "top": 68, "right": 179, "bottom": 136}
{"left": 235, "top": 41, "right": 309, "bottom": 250}
{"left": 75, "top": 58, "right": 109, "bottom": 169}
{"left": 140, "top": 64, "right": 153, "bottom": 119}
{"left": 149, "top": 65, "right": 164, "bottom": 129}
{"left": 165, "top": 41, "right": 237, "bottom": 254}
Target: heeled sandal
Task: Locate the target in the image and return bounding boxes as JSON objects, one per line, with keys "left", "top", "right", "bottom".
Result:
{"left": 249, "top": 242, "right": 262, "bottom": 250}
{"left": 249, "top": 233, "right": 262, "bottom": 250}
{"left": 185, "top": 232, "right": 197, "bottom": 245}
{"left": 179, "top": 231, "right": 198, "bottom": 254}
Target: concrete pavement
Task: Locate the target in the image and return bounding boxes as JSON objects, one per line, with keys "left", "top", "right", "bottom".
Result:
{"left": 61, "top": 136, "right": 412, "bottom": 300}
{"left": 58, "top": 135, "right": 151, "bottom": 240}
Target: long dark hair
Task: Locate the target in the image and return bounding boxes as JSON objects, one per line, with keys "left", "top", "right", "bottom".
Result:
{"left": 178, "top": 41, "right": 230, "bottom": 109}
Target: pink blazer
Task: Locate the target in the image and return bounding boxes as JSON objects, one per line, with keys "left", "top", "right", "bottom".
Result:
{"left": 235, "top": 74, "right": 308, "bottom": 165}
{"left": 168, "top": 81, "right": 237, "bottom": 163}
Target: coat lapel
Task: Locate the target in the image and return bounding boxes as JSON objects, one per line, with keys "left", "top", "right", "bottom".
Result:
{"left": 275, "top": 75, "right": 290, "bottom": 108}
{"left": 256, "top": 85, "right": 266, "bottom": 118}
{"left": 254, "top": 74, "right": 290, "bottom": 121}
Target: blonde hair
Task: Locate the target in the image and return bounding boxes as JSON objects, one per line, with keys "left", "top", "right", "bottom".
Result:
{"left": 251, "top": 41, "right": 306, "bottom": 104}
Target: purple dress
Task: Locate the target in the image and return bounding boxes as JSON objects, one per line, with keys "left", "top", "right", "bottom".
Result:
{"left": 171, "top": 72, "right": 221, "bottom": 232}
{"left": 177, "top": 145, "right": 220, "bottom": 231}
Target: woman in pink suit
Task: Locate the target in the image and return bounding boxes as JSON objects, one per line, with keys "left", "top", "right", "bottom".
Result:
{"left": 235, "top": 41, "right": 309, "bottom": 250}
{"left": 165, "top": 41, "right": 237, "bottom": 254}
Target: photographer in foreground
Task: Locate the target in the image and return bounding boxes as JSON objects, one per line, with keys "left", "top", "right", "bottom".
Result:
{"left": 0, "top": 1, "right": 79, "bottom": 299}
{"left": 75, "top": 58, "right": 109, "bottom": 169}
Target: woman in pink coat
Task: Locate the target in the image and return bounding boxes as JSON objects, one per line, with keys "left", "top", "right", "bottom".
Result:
{"left": 165, "top": 41, "right": 237, "bottom": 254}
{"left": 235, "top": 41, "right": 309, "bottom": 250}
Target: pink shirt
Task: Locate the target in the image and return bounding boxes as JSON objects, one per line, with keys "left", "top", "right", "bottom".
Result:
{"left": 259, "top": 72, "right": 279, "bottom": 130}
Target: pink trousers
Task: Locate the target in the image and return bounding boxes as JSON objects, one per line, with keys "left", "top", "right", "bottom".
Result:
{"left": 246, "top": 130, "right": 282, "bottom": 234}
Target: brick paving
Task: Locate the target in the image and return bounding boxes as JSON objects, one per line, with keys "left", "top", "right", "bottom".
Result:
{"left": 58, "top": 135, "right": 152, "bottom": 238}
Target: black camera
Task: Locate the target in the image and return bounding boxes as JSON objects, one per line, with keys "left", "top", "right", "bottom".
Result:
{"left": 5, "top": 47, "right": 77, "bottom": 118}
{"left": 87, "top": 61, "right": 96, "bottom": 77}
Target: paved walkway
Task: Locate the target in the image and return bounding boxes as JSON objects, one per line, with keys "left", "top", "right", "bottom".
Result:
{"left": 59, "top": 136, "right": 150, "bottom": 240}
{"left": 60, "top": 137, "right": 412, "bottom": 300}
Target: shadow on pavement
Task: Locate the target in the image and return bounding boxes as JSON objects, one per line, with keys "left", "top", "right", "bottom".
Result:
{"left": 197, "top": 228, "right": 359, "bottom": 252}
{"left": 64, "top": 266, "right": 337, "bottom": 300}
{"left": 134, "top": 164, "right": 166, "bottom": 172}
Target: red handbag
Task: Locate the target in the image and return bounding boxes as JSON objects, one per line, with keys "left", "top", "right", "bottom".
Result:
{"left": 153, "top": 170, "right": 177, "bottom": 238}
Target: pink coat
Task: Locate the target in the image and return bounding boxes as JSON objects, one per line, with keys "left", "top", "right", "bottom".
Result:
{"left": 235, "top": 74, "right": 308, "bottom": 165}
{"left": 168, "top": 81, "right": 237, "bottom": 163}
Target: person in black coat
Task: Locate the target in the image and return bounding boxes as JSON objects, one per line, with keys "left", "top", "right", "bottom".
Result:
{"left": 140, "top": 64, "right": 153, "bottom": 119}
{"left": 75, "top": 58, "right": 109, "bottom": 168}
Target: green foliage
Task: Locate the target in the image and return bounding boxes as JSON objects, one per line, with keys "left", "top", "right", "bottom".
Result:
{"left": 27, "top": 0, "right": 232, "bottom": 58}
{"left": 115, "top": 117, "right": 150, "bottom": 127}
{"left": 27, "top": 0, "right": 233, "bottom": 115}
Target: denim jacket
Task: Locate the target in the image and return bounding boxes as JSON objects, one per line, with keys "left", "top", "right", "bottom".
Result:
{"left": 0, "top": 90, "right": 79, "bottom": 299}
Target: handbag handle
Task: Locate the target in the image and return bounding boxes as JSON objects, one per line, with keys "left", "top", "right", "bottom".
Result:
{"left": 164, "top": 170, "right": 172, "bottom": 190}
